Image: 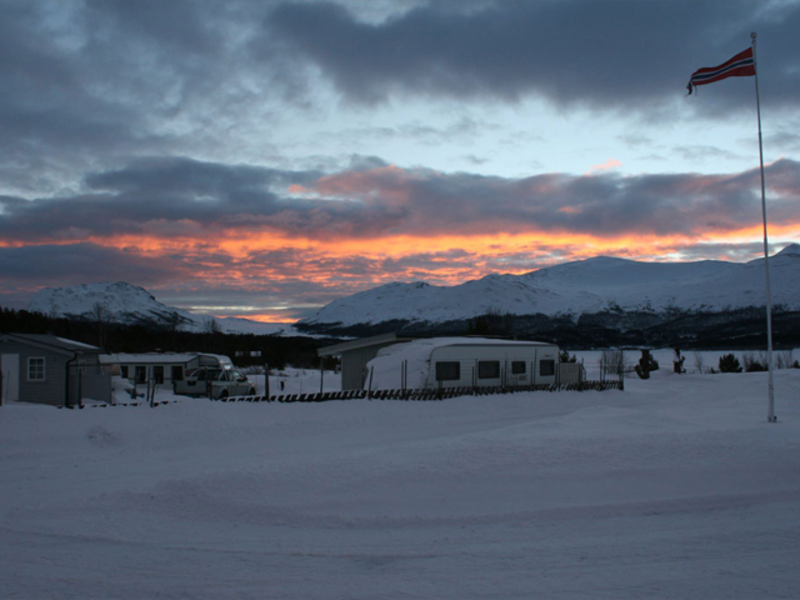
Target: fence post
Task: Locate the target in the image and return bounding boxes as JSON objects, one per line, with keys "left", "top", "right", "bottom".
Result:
{"left": 471, "top": 365, "right": 476, "bottom": 395}
{"left": 319, "top": 358, "right": 324, "bottom": 395}
{"left": 264, "top": 363, "right": 270, "bottom": 398}
{"left": 367, "top": 366, "right": 374, "bottom": 399}
{"left": 77, "top": 367, "right": 83, "bottom": 409}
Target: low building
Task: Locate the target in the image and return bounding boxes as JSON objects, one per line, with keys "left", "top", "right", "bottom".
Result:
{"left": 365, "top": 337, "right": 561, "bottom": 391}
{"left": 100, "top": 352, "right": 234, "bottom": 385}
{"left": 0, "top": 333, "right": 111, "bottom": 406}
{"left": 318, "top": 333, "right": 412, "bottom": 390}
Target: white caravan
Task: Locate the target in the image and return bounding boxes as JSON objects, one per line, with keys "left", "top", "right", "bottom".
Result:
{"left": 365, "top": 337, "right": 560, "bottom": 391}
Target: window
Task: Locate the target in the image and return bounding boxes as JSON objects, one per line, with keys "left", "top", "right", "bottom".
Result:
{"left": 153, "top": 366, "right": 164, "bottom": 384}
{"left": 478, "top": 361, "right": 500, "bottom": 379}
{"left": 435, "top": 361, "right": 460, "bottom": 381}
{"left": 120, "top": 365, "right": 129, "bottom": 379}
{"left": 171, "top": 366, "right": 184, "bottom": 381}
{"left": 28, "top": 357, "right": 45, "bottom": 381}
{"left": 539, "top": 359, "right": 556, "bottom": 377}
{"left": 135, "top": 366, "right": 147, "bottom": 384}
{"left": 511, "top": 361, "right": 526, "bottom": 375}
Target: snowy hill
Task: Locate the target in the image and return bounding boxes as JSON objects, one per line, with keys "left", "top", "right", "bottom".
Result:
{"left": 299, "top": 245, "right": 800, "bottom": 335}
{"left": 28, "top": 282, "right": 296, "bottom": 336}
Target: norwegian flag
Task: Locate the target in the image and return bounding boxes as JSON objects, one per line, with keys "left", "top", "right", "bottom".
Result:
{"left": 687, "top": 47, "right": 755, "bottom": 95}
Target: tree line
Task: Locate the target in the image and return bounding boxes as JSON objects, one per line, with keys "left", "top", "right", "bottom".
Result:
{"left": 0, "top": 307, "right": 338, "bottom": 369}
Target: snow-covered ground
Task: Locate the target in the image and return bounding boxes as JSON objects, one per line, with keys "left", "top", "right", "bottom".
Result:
{"left": 2, "top": 367, "right": 800, "bottom": 598}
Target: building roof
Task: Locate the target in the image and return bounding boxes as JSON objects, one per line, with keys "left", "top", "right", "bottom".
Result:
{"left": 99, "top": 353, "right": 199, "bottom": 365}
{"left": 318, "top": 332, "right": 412, "bottom": 357}
{"left": 0, "top": 333, "right": 102, "bottom": 355}
{"left": 375, "top": 337, "right": 554, "bottom": 360}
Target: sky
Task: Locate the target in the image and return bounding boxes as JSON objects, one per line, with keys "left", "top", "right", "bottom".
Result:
{"left": 2, "top": 0, "right": 800, "bottom": 323}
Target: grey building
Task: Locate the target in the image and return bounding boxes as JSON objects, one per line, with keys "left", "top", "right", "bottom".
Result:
{"left": 318, "top": 333, "right": 411, "bottom": 390}
{"left": 0, "top": 333, "right": 111, "bottom": 407}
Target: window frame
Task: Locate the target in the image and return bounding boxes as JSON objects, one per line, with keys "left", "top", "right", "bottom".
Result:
{"left": 435, "top": 361, "right": 461, "bottom": 382}
{"left": 477, "top": 360, "right": 501, "bottom": 379}
{"left": 27, "top": 356, "right": 45, "bottom": 382}
{"left": 511, "top": 361, "right": 526, "bottom": 375}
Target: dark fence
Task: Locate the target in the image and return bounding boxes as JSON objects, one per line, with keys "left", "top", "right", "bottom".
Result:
{"left": 63, "top": 379, "right": 622, "bottom": 408}
{"left": 214, "top": 379, "right": 623, "bottom": 403}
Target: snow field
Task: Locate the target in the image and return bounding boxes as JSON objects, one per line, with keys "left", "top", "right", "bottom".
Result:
{"left": 1, "top": 368, "right": 800, "bottom": 598}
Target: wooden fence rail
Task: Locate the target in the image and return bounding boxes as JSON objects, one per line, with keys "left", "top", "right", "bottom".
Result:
{"left": 215, "top": 379, "right": 623, "bottom": 403}
{"left": 66, "top": 379, "right": 623, "bottom": 408}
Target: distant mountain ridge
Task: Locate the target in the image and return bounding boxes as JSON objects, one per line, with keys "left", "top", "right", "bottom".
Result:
{"left": 28, "top": 282, "right": 293, "bottom": 336}
{"left": 297, "top": 245, "right": 800, "bottom": 346}
{"left": 26, "top": 245, "right": 800, "bottom": 347}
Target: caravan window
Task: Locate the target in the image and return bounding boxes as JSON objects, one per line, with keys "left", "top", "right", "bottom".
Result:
{"left": 478, "top": 361, "right": 500, "bottom": 379}
{"left": 511, "top": 361, "right": 526, "bottom": 375}
{"left": 435, "top": 361, "right": 460, "bottom": 381}
{"left": 540, "top": 359, "right": 555, "bottom": 377}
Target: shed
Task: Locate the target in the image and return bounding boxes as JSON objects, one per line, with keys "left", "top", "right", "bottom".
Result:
{"left": 365, "top": 337, "right": 560, "bottom": 391}
{"left": 0, "top": 333, "right": 111, "bottom": 406}
{"left": 318, "top": 333, "right": 412, "bottom": 390}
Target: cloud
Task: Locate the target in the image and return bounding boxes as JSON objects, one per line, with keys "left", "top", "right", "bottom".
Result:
{"left": 3, "top": 157, "right": 800, "bottom": 247}
{"left": 587, "top": 159, "right": 622, "bottom": 175}
{"left": 0, "top": 242, "right": 187, "bottom": 294}
{"left": 266, "top": 1, "right": 800, "bottom": 116}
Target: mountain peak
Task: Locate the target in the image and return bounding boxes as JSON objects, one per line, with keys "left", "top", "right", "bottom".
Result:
{"left": 777, "top": 243, "right": 800, "bottom": 257}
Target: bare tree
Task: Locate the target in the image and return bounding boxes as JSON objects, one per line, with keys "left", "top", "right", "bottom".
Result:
{"left": 775, "top": 350, "right": 794, "bottom": 369}
{"left": 91, "top": 302, "right": 109, "bottom": 349}
{"left": 693, "top": 352, "right": 705, "bottom": 374}
{"left": 600, "top": 349, "right": 626, "bottom": 376}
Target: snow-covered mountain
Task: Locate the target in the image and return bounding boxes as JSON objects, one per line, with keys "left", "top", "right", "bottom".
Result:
{"left": 28, "top": 282, "right": 294, "bottom": 336}
{"left": 299, "top": 244, "right": 800, "bottom": 333}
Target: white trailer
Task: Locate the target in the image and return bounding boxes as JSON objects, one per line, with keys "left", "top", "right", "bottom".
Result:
{"left": 365, "top": 337, "right": 560, "bottom": 391}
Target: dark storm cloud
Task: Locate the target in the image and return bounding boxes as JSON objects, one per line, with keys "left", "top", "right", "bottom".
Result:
{"left": 0, "top": 242, "right": 185, "bottom": 291}
{"left": 267, "top": 1, "right": 800, "bottom": 115}
{"left": 0, "top": 157, "right": 325, "bottom": 241}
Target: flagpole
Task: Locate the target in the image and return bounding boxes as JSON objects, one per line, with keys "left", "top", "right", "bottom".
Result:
{"left": 751, "top": 31, "right": 776, "bottom": 423}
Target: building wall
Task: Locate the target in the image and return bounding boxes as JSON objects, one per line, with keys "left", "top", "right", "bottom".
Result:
{"left": 119, "top": 363, "right": 186, "bottom": 385}
{"left": 342, "top": 343, "right": 402, "bottom": 390}
{"left": 0, "top": 340, "right": 68, "bottom": 406}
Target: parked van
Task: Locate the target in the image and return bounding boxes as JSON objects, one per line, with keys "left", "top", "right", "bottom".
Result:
{"left": 173, "top": 366, "right": 255, "bottom": 399}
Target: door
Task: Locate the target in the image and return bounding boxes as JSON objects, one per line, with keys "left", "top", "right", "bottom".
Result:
{"left": 1, "top": 354, "right": 20, "bottom": 403}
